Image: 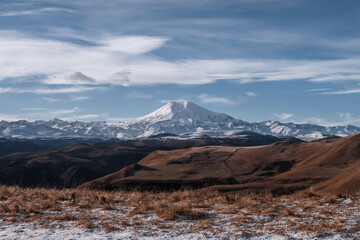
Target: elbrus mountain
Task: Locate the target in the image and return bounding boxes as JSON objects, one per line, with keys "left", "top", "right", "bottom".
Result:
{"left": 0, "top": 101, "right": 359, "bottom": 140}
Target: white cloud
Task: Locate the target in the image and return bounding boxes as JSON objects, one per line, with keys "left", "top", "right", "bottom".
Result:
{"left": 303, "top": 88, "right": 331, "bottom": 92}
{"left": 0, "top": 31, "right": 168, "bottom": 86}
{"left": 246, "top": 91, "right": 257, "bottom": 96}
{"left": 274, "top": 112, "right": 293, "bottom": 121}
{"left": 70, "top": 114, "right": 100, "bottom": 119}
{"left": 42, "top": 97, "right": 60, "bottom": 103}
{"left": 0, "top": 7, "right": 75, "bottom": 17}
{"left": 71, "top": 96, "right": 90, "bottom": 101}
{"left": 339, "top": 112, "right": 352, "bottom": 118}
{"left": 107, "top": 71, "right": 131, "bottom": 86}
{"left": 323, "top": 88, "right": 360, "bottom": 95}
{"left": 303, "top": 117, "right": 356, "bottom": 127}
{"left": 0, "top": 86, "right": 99, "bottom": 95}
{"left": 42, "top": 96, "right": 90, "bottom": 102}
{"left": 50, "top": 107, "right": 80, "bottom": 115}
{"left": 303, "top": 117, "right": 331, "bottom": 125}
{"left": 199, "top": 94, "right": 235, "bottom": 104}
{"left": 22, "top": 107, "right": 81, "bottom": 120}
{"left": 298, "top": 114, "right": 360, "bottom": 127}
{"left": 0, "top": 107, "right": 82, "bottom": 121}
{"left": 34, "top": 87, "right": 98, "bottom": 94}
{"left": 45, "top": 72, "right": 96, "bottom": 85}
{"left": 310, "top": 74, "right": 360, "bottom": 82}
{"left": 0, "top": 113, "right": 24, "bottom": 121}
{"left": 0, "top": 87, "right": 13, "bottom": 93}
{"left": 3, "top": 107, "right": 103, "bottom": 122}
{"left": 101, "top": 36, "right": 168, "bottom": 54}
{"left": 1, "top": 31, "right": 360, "bottom": 88}
{"left": 107, "top": 117, "right": 135, "bottom": 122}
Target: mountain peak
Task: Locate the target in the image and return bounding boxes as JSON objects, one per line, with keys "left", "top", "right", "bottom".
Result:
{"left": 135, "top": 101, "right": 233, "bottom": 123}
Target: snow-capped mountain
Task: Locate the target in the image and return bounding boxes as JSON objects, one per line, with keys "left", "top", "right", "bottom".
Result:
{"left": 0, "top": 101, "right": 359, "bottom": 140}
{"left": 115, "top": 101, "right": 249, "bottom": 138}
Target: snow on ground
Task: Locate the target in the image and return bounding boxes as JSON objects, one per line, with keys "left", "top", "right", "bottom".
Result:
{"left": 0, "top": 187, "right": 359, "bottom": 239}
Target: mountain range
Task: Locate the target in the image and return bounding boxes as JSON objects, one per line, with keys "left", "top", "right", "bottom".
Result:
{"left": 1, "top": 101, "right": 359, "bottom": 140}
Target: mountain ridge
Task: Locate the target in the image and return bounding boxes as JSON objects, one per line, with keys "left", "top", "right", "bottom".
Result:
{"left": 0, "top": 101, "right": 359, "bottom": 140}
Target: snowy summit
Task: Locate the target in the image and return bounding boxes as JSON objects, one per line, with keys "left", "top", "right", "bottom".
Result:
{"left": 135, "top": 101, "right": 233, "bottom": 124}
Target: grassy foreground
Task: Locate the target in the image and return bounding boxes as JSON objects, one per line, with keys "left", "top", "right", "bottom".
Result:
{"left": 0, "top": 185, "right": 359, "bottom": 238}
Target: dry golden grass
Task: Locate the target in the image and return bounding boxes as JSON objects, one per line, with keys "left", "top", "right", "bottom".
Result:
{"left": 0, "top": 185, "right": 359, "bottom": 237}
{"left": 75, "top": 219, "right": 95, "bottom": 230}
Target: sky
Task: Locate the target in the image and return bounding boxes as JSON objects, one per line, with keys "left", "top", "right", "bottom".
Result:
{"left": 0, "top": 0, "right": 360, "bottom": 126}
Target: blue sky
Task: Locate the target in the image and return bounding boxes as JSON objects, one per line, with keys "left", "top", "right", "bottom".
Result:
{"left": 0, "top": 0, "right": 360, "bottom": 126}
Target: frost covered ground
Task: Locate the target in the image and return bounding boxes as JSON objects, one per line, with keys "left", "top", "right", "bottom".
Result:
{"left": 0, "top": 186, "right": 359, "bottom": 239}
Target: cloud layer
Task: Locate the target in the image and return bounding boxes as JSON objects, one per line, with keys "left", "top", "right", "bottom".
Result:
{"left": 1, "top": 31, "right": 360, "bottom": 89}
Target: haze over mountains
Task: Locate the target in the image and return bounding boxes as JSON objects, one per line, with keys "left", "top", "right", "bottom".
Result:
{"left": 1, "top": 101, "right": 359, "bottom": 140}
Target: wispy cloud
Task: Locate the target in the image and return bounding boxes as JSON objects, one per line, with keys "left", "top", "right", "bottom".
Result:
{"left": 0, "top": 31, "right": 169, "bottom": 86}
{"left": 0, "top": 86, "right": 99, "bottom": 95}
{"left": 106, "top": 117, "right": 135, "bottom": 122}
{"left": 337, "top": 112, "right": 360, "bottom": 126}
{"left": 0, "top": 7, "right": 75, "bottom": 17}
{"left": 0, "top": 113, "right": 24, "bottom": 121}
{"left": 2, "top": 31, "right": 360, "bottom": 88}
{"left": 69, "top": 114, "right": 100, "bottom": 120}
{"left": 2, "top": 107, "right": 82, "bottom": 121}
{"left": 9, "top": 107, "right": 102, "bottom": 121}
{"left": 303, "top": 88, "right": 331, "bottom": 92}
{"left": 309, "top": 74, "right": 360, "bottom": 82}
{"left": 42, "top": 95, "right": 90, "bottom": 102}
{"left": 0, "top": 87, "right": 13, "bottom": 93}
{"left": 199, "top": 94, "right": 235, "bottom": 104}
{"left": 302, "top": 116, "right": 360, "bottom": 127}
{"left": 322, "top": 88, "right": 360, "bottom": 95}
{"left": 101, "top": 36, "right": 168, "bottom": 54}
{"left": 45, "top": 107, "right": 80, "bottom": 116}
{"left": 246, "top": 91, "right": 257, "bottom": 96}
{"left": 274, "top": 112, "right": 293, "bottom": 120}
{"left": 45, "top": 72, "right": 96, "bottom": 85}
{"left": 71, "top": 96, "right": 90, "bottom": 101}
{"left": 34, "top": 87, "right": 98, "bottom": 94}
{"left": 42, "top": 97, "right": 60, "bottom": 103}
{"left": 339, "top": 112, "right": 352, "bottom": 118}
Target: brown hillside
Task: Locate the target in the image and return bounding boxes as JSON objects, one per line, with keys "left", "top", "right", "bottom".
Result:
{"left": 0, "top": 135, "right": 294, "bottom": 188}
{"left": 80, "top": 133, "right": 360, "bottom": 195}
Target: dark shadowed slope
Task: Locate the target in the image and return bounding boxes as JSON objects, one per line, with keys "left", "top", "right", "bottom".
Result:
{"left": 0, "top": 133, "right": 299, "bottom": 188}
{"left": 80, "top": 133, "right": 360, "bottom": 195}
{"left": 0, "top": 138, "right": 106, "bottom": 157}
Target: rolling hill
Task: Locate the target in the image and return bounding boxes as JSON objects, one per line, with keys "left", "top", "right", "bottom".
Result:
{"left": 0, "top": 133, "right": 298, "bottom": 188}
{"left": 80, "top": 133, "right": 360, "bottom": 195}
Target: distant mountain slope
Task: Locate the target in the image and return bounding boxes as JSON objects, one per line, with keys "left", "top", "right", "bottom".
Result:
{"left": 0, "top": 133, "right": 299, "bottom": 188}
{"left": 80, "top": 133, "right": 360, "bottom": 196}
{"left": 0, "top": 137, "right": 106, "bottom": 157}
{"left": 0, "top": 101, "right": 359, "bottom": 140}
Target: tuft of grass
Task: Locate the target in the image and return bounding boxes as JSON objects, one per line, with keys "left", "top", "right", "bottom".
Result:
{"left": 76, "top": 220, "right": 95, "bottom": 230}
{"left": 53, "top": 212, "right": 77, "bottom": 221}
{"left": 157, "top": 203, "right": 207, "bottom": 220}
